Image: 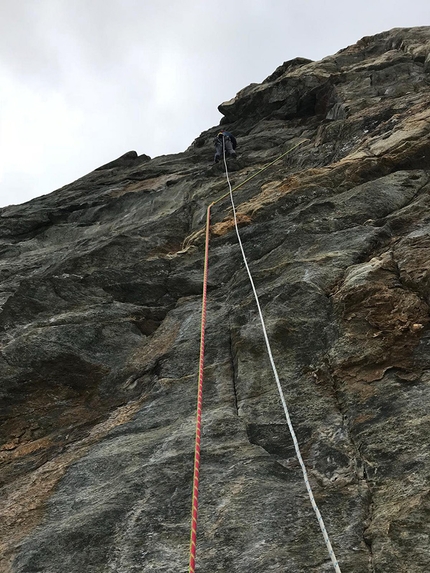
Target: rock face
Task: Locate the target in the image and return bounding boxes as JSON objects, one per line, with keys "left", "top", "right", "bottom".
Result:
{"left": 1, "top": 26, "right": 430, "bottom": 573}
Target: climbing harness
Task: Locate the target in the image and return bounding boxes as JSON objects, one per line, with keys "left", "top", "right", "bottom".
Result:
{"left": 188, "top": 138, "right": 342, "bottom": 573}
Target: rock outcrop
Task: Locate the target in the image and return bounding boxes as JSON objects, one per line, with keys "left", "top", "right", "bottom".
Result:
{"left": 1, "top": 26, "right": 430, "bottom": 573}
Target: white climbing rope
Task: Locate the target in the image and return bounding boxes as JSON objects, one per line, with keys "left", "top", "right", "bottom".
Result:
{"left": 221, "top": 140, "right": 342, "bottom": 573}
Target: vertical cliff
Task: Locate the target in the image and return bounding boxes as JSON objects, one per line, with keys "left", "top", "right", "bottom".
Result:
{"left": 1, "top": 26, "right": 430, "bottom": 573}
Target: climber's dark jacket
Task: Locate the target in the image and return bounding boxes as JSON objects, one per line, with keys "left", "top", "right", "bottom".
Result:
{"left": 214, "top": 131, "right": 237, "bottom": 163}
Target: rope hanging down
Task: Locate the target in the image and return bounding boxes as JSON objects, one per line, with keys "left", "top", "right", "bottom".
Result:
{"left": 188, "top": 142, "right": 308, "bottom": 573}
{"left": 188, "top": 138, "right": 341, "bottom": 573}
{"left": 221, "top": 140, "right": 342, "bottom": 573}
{"left": 188, "top": 203, "right": 211, "bottom": 573}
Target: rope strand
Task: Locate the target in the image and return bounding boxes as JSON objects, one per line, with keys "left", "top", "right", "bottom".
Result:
{"left": 188, "top": 204, "right": 211, "bottom": 573}
{"left": 221, "top": 139, "right": 342, "bottom": 573}
{"left": 187, "top": 136, "right": 341, "bottom": 573}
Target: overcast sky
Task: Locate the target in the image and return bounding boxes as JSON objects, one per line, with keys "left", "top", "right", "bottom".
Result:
{"left": 0, "top": 1, "right": 428, "bottom": 207}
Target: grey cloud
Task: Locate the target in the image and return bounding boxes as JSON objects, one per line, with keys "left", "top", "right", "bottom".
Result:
{"left": 0, "top": 0, "right": 429, "bottom": 207}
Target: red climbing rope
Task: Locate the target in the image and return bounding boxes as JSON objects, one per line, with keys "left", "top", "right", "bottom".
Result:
{"left": 188, "top": 203, "right": 212, "bottom": 573}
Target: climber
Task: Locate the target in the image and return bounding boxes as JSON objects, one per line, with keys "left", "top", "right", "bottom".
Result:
{"left": 213, "top": 130, "right": 237, "bottom": 163}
